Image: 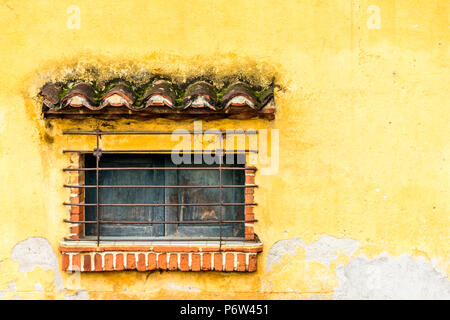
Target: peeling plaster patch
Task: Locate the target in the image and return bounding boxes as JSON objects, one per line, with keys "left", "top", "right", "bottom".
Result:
{"left": 303, "top": 234, "right": 359, "bottom": 266}
{"left": 266, "top": 237, "right": 305, "bottom": 272}
{"left": 431, "top": 257, "right": 449, "bottom": 276}
{"left": 64, "top": 290, "right": 90, "bottom": 300}
{"left": 0, "top": 291, "right": 7, "bottom": 299}
{"left": 266, "top": 235, "right": 359, "bottom": 272}
{"left": 11, "top": 237, "right": 64, "bottom": 291}
{"left": 166, "top": 283, "right": 201, "bottom": 293}
{"left": 11, "top": 295, "right": 22, "bottom": 300}
{"left": 334, "top": 253, "right": 450, "bottom": 300}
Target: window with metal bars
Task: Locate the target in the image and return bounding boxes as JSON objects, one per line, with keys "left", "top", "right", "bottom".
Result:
{"left": 83, "top": 153, "right": 246, "bottom": 239}
{"left": 63, "top": 129, "right": 258, "bottom": 245}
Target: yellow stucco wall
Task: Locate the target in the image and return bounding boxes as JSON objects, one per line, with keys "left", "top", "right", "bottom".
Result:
{"left": 0, "top": 0, "right": 448, "bottom": 299}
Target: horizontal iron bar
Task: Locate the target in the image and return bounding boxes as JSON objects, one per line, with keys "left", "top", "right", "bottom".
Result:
{"left": 63, "top": 237, "right": 250, "bottom": 242}
{"left": 63, "top": 167, "right": 255, "bottom": 171}
{"left": 63, "top": 149, "right": 258, "bottom": 154}
{"left": 64, "top": 184, "right": 258, "bottom": 189}
{"left": 64, "top": 203, "right": 256, "bottom": 207}
{"left": 63, "top": 130, "right": 258, "bottom": 135}
{"left": 64, "top": 219, "right": 257, "bottom": 224}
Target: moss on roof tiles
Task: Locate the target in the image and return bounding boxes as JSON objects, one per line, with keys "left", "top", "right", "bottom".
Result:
{"left": 43, "top": 78, "right": 274, "bottom": 111}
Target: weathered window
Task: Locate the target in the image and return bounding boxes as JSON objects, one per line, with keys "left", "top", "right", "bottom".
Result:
{"left": 83, "top": 153, "right": 246, "bottom": 240}
{"left": 60, "top": 129, "right": 262, "bottom": 273}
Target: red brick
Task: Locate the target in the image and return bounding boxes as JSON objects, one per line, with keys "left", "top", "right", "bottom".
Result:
{"left": 137, "top": 253, "right": 146, "bottom": 271}
{"left": 225, "top": 253, "right": 235, "bottom": 272}
{"left": 158, "top": 253, "right": 167, "bottom": 270}
{"left": 248, "top": 254, "right": 257, "bottom": 272}
{"left": 214, "top": 253, "right": 223, "bottom": 271}
{"left": 245, "top": 174, "right": 255, "bottom": 185}
{"left": 245, "top": 205, "right": 254, "bottom": 215}
{"left": 245, "top": 226, "right": 254, "bottom": 240}
{"left": 83, "top": 254, "right": 91, "bottom": 271}
{"left": 115, "top": 254, "right": 124, "bottom": 271}
{"left": 147, "top": 253, "right": 157, "bottom": 271}
{"left": 127, "top": 254, "right": 136, "bottom": 270}
{"left": 191, "top": 254, "right": 201, "bottom": 271}
{"left": 70, "top": 226, "right": 80, "bottom": 238}
{"left": 245, "top": 193, "right": 254, "bottom": 204}
{"left": 180, "top": 254, "right": 189, "bottom": 271}
{"left": 62, "top": 254, "right": 69, "bottom": 271}
{"left": 70, "top": 213, "right": 82, "bottom": 221}
{"left": 70, "top": 206, "right": 82, "bottom": 215}
{"left": 70, "top": 196, "right": 81, "bottom": 204}
{"left": 202, "top": 253, "right": 212, "bottom": 271}
{"left": 72, "top": 254, "right": 81, "bottom": 271}
{"left": 237, "top": 254, "right": 246, "bottom": 272}
{"left": 104, "top": 254, "right": 114, "bottom": 271}
{"left": 94, "top": 254, "right": 102, "bottom": 271}
{"left": 245, "top": 213, "right": 255, "bottom": 221}
{"left": 168, "top": 253, "right": 178, "bottom": 270}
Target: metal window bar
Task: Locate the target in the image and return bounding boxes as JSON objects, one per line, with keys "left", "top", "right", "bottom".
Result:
{"left": 63, "top": 129, "right": 258, "bottom": 249}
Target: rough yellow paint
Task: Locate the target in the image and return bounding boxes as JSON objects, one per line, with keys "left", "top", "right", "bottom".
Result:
{"left": 0, "top": 0, "right": 448, "bottom": 299}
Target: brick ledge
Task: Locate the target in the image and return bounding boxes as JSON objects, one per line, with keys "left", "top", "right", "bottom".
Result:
{"left": 60, "top": 240, "right": 262, "bottom": 273}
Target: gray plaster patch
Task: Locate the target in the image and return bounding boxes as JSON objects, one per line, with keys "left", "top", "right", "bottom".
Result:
{"left": 64, "top": 290, "right": 89, "bottom": 300}
{"left": 303, "top": 234, "right": 359, "bottom": 266}
{"left": 334, "top": 253, "right": 450, "bottom": 300}
{"left": 11, "top": 237, "right": 64, "bottom": 291}
{"left": 266, "top": 235, "right": 359, "bottom": 272}
{"left": 266, "top": 237, "right": 305, "bottom": 272}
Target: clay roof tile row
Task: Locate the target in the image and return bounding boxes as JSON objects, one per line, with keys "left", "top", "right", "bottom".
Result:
{"left": 40, "top": 80, "right": 274, "bottom": 113}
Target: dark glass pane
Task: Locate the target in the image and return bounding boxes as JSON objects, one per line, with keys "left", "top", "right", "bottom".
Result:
{"left": 85, "top": 154, "right": 165, "bottom": 237}
{"left": 172, "top": 154, "right": 244, "bottom": 238}
{"left": 85, "top": 153, "right": 245, "bottom": 239}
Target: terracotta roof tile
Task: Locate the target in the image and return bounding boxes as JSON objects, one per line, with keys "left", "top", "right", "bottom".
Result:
{"left": 222, "top": 82, "right": 258, "bottom": 110}
{"left": 40, "top": 82, "right": 62, "bottom": 110}
{"left": 142, "top": 80, "right": 177, "bottom": 109}
{"left": 182, "top": 81, "right": 217, "bottom": 110}
{"left": 61, "top": 82, "right": 96, "bottom": 109}
{"left": 100, "top": 82, "right": 136, "bottom": 109}
{"left": 259, "top": 87, "right": 275, "bottom": 108}
{"left": 41, "top": 78, "right": 275, "bottom": 120}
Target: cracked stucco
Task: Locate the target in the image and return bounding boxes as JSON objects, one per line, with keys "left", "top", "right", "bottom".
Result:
{"left": 266, "top": 237, "right": 305, "bottom": 272}
{"left": 264, "top": 235, "right": 449, "bottom": 300}
{"left": 11, "top": 237, "right": 64, "bottom": 291}
{"left": 334, "top": 254, "right": 450, "bottom": 300}
{"left": 266, "top": 234, "right": 359, "bottom": 272}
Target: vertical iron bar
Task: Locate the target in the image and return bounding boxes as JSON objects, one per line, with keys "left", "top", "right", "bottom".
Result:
{"left": 219, "top": 134, "right": 223, "bottom": 251}
{"left": 95, "top": 130, "right": 101, "bottom": 246}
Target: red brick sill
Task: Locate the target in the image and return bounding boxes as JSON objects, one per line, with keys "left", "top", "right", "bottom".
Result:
{"left": 59, "top": 239, "right": 263, "bottom": 273}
